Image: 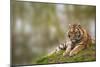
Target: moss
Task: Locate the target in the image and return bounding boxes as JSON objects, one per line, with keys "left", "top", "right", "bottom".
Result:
{"left": 34, "top": 44, "right": 96, "bottom": 64}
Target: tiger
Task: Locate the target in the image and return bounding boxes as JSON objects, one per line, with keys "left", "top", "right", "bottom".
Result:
{"left": 49, "top": 24, "right": 95, "bottom": 57}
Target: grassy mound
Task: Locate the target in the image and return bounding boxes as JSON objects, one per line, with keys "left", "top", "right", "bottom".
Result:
{"left": 34, "top": 44, "right": 96, "bottom": 64}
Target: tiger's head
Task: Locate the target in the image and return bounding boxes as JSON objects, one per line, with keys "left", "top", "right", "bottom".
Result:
{"left": 67, "top": 24, "right": 83, "bottom": 44}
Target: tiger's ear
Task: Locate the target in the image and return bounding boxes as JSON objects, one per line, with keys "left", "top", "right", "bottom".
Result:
{"left": 78, "top": 24, "right": 81, "bottom": 28}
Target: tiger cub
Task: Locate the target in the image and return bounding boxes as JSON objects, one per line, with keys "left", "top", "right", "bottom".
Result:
{"left": 51, "top": 24, "right": 94, "bottom": 57}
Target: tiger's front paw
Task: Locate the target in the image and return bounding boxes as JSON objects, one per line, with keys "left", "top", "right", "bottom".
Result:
{"left": 69, "top": 52, "right": 74, "bottom": 57}
{"left": 63, "top": 52, "right": 69, "bottom": 57}
{"left": 69, "top": 51, "right": 76, "bottom": 56}
{"left": 63, "top": 52, "right": 66, "bottom": 56}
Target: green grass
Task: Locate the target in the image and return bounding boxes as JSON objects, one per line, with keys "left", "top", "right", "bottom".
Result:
{"left": 34, "top": 44, "right": 96, "bottom": 64}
